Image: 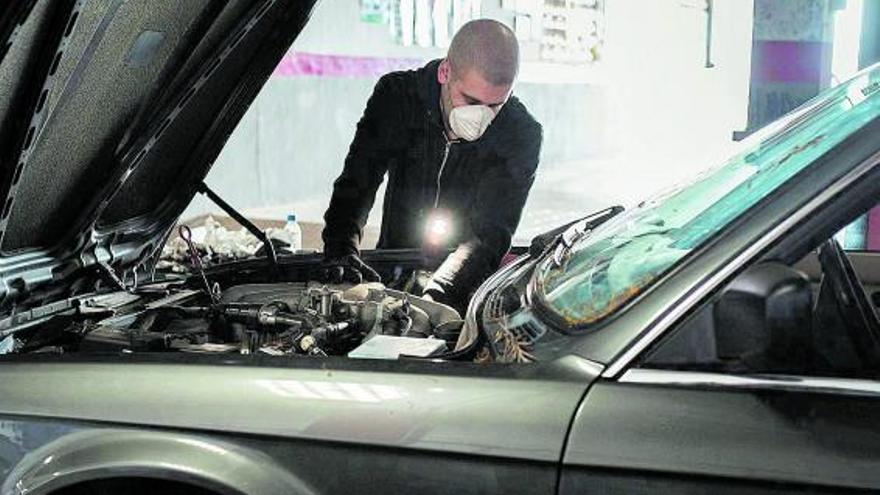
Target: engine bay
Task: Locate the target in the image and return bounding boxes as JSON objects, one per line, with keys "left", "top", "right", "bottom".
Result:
{"left": 5, "top": 280, "right": 471, "bottom": 361}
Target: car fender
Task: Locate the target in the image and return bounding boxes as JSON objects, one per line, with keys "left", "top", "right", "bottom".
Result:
{"left": 1, "top": 428, "right": 315, "bottom": 495}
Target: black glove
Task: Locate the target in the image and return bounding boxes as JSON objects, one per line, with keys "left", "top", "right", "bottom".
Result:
{"left": 315, "top": 254, "right": 381, "bottom": 284}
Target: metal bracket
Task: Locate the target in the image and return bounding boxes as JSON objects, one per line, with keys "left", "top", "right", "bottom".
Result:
{"left": 97, "top": 260, "right": 133, "bottom": 293}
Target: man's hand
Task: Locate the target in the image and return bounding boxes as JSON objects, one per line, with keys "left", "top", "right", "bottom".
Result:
{"left": 315, "top": 254, "right": 381, "bottom": 284}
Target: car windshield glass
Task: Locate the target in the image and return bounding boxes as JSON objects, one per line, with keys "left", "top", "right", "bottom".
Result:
{"left": 535, "top": 68, "right": 880, "bottom": 328}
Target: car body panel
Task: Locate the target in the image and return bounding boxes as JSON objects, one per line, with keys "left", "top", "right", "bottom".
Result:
{"left": 562, "top": 379, "right": 880, "bottom": 493}
{"left": 0, "top": 424, "right": 312, "bottom": 495}
{"left": 0, "top": 356, "right": 599, "bottom": 493}
{"left": 0, "top": 417, "right": 562, "bottom": 495}
{"left": 0, "top": 360, "right": 594, "bottom": 462}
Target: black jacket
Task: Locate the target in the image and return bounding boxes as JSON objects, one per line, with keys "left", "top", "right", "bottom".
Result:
{"left": 322, "top": 59, "right": 542, "bottom": 302}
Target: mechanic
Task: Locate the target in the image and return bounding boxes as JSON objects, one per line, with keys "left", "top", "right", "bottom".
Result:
{"left": 319, "top": 19, "right": 542, "bottom": 310}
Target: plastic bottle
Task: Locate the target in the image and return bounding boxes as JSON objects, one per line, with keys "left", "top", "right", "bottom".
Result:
{"left": 280, "top": 213, "right": 302, "bottom": 253}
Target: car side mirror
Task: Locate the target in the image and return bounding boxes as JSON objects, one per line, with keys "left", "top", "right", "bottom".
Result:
{"left": 714, "top": 262, "right": 814, "bottom": 371}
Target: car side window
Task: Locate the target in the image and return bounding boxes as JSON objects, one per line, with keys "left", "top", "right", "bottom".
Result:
{"left": 839, "top": 207, "right": 880, "bottom": 252}
{"left": 640, "top": 242, "right": 880, "bottom": 380}
{"left": 834, "top": 203, "right": 880, "bottom": 321}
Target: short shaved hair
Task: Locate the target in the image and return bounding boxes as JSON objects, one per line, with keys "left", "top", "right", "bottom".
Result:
{"left": 447, "top": 19, "right": 520, "bottom": 86}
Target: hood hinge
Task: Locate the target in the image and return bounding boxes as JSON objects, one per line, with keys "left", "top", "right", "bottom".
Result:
{"left": 97, "top": 260, "right": 134, "bottom": 293}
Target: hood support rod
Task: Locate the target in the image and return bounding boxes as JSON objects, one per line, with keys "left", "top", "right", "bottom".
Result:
{"left": 196, "top": 182, "right": 279, "bottom": 274}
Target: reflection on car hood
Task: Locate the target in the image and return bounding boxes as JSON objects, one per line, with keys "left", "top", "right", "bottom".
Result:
{"left": 0, "top": 1, "right": 316, "bottom": 312}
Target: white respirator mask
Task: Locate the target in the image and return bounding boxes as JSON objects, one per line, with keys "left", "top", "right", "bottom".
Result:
{"left": 449, "top": 105, "right": 496, "bottom": 141}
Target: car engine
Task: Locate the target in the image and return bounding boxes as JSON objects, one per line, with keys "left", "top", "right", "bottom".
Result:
{"left": 63, "top": 281, "right": 465, "bottom": 360}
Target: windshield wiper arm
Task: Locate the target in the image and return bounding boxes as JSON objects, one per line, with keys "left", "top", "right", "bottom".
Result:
{"left": 529, "top": 206, "right": 624, "bottom": 261}
{"left": 197, "top": 181, "right": 279, "bottom": 274}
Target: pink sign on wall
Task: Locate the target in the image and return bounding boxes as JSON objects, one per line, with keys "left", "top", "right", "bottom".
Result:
{"left": 273, "top": 52, "right": 426, "bottom": 78}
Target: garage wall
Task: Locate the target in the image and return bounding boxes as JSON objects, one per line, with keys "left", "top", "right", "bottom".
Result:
{"left": 188, "top": 0, "right": 754, "bottom": 244}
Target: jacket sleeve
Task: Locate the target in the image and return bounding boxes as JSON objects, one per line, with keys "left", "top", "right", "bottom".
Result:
{"left": 426, "top": 121, "right": 543, "bottom": 304}
{"left": 322, "top": 75, "right": 405, "bottom": 258}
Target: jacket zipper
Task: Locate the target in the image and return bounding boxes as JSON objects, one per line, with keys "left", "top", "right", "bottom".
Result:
{"left": 434, "top": 137, "right": 456, "bottom": 208}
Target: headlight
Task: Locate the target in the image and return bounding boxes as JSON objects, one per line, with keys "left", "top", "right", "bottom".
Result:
{"left": 458, "top": 254, "right": 533, "bottom": 352}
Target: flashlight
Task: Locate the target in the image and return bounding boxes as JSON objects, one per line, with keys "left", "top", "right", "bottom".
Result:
{"left": 424, "top": 208, "right": 454, "bottom": 246}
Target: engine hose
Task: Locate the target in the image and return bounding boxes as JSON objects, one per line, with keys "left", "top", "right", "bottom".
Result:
{"left": 403, "top": 306, "right": 432, "bottom": 338}
{"left": 433, "top": 320, "right": 465, "bottom": 343}
{"left": 148, "top": 305, "right": 210, "bottom": 318}
{"left": 311, "top": 321, "right": 352, "bottom": 344}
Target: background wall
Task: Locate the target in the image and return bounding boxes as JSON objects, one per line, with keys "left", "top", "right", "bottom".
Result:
{"left": 187, "top": 0, "right": 755, "bottom": 245}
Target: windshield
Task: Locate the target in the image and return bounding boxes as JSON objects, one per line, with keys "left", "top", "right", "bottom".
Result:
{"left": 535, "top": 68, "right": 880, "bottom": 328}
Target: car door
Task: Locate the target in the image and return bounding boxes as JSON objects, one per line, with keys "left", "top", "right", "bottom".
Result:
{"left": 559, "top": 266, "right": 880, "bottom": 493}
{"left": 560, "top": 372, "right": 880, "bottom": 494}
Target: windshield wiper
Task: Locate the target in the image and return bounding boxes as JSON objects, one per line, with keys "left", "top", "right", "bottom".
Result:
{"left": 529, "top": 206, "right": 624, "bottom": 263}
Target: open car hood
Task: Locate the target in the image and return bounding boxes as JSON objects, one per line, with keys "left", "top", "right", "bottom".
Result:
{"left": 0, "top": 0, "right": 317, "bottom": 312}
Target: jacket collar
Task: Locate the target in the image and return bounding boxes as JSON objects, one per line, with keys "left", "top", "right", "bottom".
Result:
{"left": 419, "top": 59, "right": 446, "bottom": 130}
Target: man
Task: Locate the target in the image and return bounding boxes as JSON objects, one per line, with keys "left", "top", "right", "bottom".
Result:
{"left": 319, "top": 19, "right": 542, "bottom": 309}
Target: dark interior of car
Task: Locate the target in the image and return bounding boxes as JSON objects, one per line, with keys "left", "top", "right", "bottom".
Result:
{"left": 642, "top": 214, "right": 880, "bottom": 379}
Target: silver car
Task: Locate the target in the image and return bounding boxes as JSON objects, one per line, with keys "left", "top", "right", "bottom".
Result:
{"left": 2, "top": 1, "right": 880, "bottom": 494}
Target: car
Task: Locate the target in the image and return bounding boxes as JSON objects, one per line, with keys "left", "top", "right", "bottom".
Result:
{"left": 1, "top": 1, "right": 880, "bottom": 494}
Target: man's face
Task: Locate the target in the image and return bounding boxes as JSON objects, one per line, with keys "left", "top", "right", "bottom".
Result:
{"left": 438, "top": 59, "right": 512, "bottom": 122}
